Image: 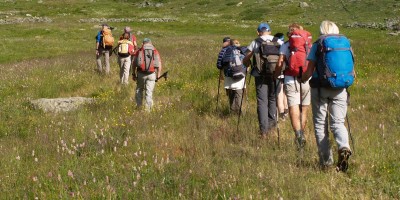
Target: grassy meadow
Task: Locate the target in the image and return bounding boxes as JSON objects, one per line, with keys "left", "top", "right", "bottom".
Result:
{"left": 0, "top": 0, "right": 399, "bottom": 199}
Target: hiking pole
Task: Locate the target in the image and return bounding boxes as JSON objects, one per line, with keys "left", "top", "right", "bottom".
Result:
{"left": 155, "top": 71, "right": 169, "bottom": 82}
{"left": 236, "top": 71, "right": 248, "bottom": 134}
{"left": 274, "top": 75, "right": 281, "bottom": 148}
{"left": 298, "top": 67, "right": 304, "bottom": 150}
{"left": 216, "top": 69, "right": 222, "bottom": 112}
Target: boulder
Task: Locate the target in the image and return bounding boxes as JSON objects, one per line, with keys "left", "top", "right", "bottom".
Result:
{"left": 30, "top": 97, "right": 94, "bottom": 113}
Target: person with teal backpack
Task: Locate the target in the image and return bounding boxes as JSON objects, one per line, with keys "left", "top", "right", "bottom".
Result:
{"left": 302, "top": 20, "right": 355, "bottom": 172}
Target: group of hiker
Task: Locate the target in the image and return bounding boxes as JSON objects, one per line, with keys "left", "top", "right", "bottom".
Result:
{"left": 217, "top": 20, "right": 355, "bottom": 172}
{"left": 95, "top": 24, "right": 162, "bottom": 112}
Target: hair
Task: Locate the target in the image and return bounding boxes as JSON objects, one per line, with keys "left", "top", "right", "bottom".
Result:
{"left": 230, "top": 39, "right": 240, "bottom": 47}
{"left": 123, "top": 32, "right": 130, "bottom": 40}
{"left": 288, "top": 23, "right": 303, "bottom": 32}
{"left": 319, "top": 20, "right": 339, "bottom": 35}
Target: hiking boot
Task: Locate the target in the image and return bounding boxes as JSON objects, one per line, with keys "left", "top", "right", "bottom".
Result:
{"left": 295, "top": 130, "right": 306, "bottom": 149}
{"left": 336, "top": 147, "right": 352, "bottom": 172}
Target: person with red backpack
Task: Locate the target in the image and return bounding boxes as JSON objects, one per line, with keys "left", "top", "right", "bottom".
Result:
{"left": 302, "top": 21, "right": 354, "bottom": 172}
{"left": 132, "top": 38, "right": 162, "bottom": 112}
{"left": 274, "top": 23, "right": 312, "bottom": 149}
{"left": 95, "top": 24, "right": 114, "bottom": 75}
{"left": 243, "top": 22, "right": 283, "bottom": 138}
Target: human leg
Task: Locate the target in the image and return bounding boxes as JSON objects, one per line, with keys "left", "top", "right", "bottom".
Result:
{"left": 266, "top": 76, "right": 276, "bottom": 128}
{"left": 255, "top": 76, "right": 269, "bottom": 134}
{"left": 96, "top": 50, "right": 104, "bottom": 72}
{"left": 311, "top": 88, "right": 333, "bottom": 166}
{"left": 135, "top": 72, "right": 146, "bottom": 108}
{"left": 144, "top": 73, "right": 157, "bottom": 111}
{"left": 121, "top": 57, "right": 131, "bottom": 85}
{"left": 104, "top": 49, "right": 110, "bottom": 75}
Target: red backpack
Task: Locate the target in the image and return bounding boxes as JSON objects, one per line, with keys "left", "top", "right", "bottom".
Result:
{"left": 285, "top": 29, "right": 312, "bottom": 77}
{"left": 135, "top": 45, "right": 156, "bottom": 73}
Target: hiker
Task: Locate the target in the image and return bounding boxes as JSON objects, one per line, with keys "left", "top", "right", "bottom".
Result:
{"left": 274, "top": 33, "right": 289, "bottom": 120}
{"left": 243, "top": 22, "right": 283, "bottom": 137}
{"left": 120, "top": 26, "right": 138, "bottom": 52}
{"left": 302, "top": 20, "right": 354, "bottom": 171}
{"left": 132, "top": 38, "right": 162, "bottom": 112}
{"left": 216, "top": 37, "right": 231, "bottom": 80}
{"left": 274, "top": 23, "right": 311, "bottom": 148}
{"left": 220, "top": 39, "right": 248, "bottom": 114}
{"left": 117, "top": 32, "right": 135, "bottom": 85}
{"left": 95, "top": 24, "right": 114, "bottom": 74}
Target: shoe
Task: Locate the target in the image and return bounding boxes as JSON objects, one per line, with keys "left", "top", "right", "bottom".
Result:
{"left": 295, "top": 130, "right": 306, "bottom": 149}
{"left": 336, "top": 147, "right": 352, "bottom": 172}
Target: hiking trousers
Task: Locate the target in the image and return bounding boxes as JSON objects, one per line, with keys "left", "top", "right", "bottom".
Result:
{"left": 311, "top": 87, "right": 351, "bottom": 166}
{"left": 135, "top": 72, "right": 156, "bottom": 111}
{"left": 96, "top": 48, "right": 110, "bottom": 74}
{"left": 118, "top": 56, "right": 131, "bottom": 85}
{"left": 254, "top": 75, "right": 276, "bottom": 134}
{"left": 227, "top": 89, "right": 243, "bottom": 114}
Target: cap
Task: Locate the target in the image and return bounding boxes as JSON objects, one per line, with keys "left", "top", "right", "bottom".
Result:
{"left": 124, "top": 26, "right": 131, "bottom": 33}
{"left": 143, "top": 38, "right": 151, "bottom": 43}
{"left": 257, "top": 23, "right": 271, "bottom": 32}
{"left": 223, "top": 37, "right": 231, "bottom": 43}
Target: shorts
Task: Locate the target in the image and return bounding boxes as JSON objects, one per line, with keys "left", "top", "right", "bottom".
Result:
{"left": 284, "top": 79, "right": 311, "bottom": 107}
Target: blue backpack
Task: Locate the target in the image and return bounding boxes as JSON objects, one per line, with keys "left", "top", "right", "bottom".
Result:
{"left": 222, "top": 46, "right": 247, "bottom": 80}
{"left": 315, "top": 34, "right": 355, "bottom": 88}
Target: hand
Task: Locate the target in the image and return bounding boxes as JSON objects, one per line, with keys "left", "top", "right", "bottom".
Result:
{"left": 96, "top": 50, "right": 99, "bottom": 56}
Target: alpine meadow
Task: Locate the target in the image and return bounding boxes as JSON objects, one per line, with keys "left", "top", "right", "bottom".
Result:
{"left": 1, "top": 0, "right": 400, "bottom": 199}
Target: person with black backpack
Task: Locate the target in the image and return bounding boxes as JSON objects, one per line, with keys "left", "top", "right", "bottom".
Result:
{"left": 132, "top": 38, "right": 162, "bottom": 112}
{"left": 302, "top": 21, "right": 355, "bottom": 172}
{"left": 243, "top": 22, "right": 283, "bottom": 138}
{"left": 95, "top": 24, "right": 114, "bottom": 75}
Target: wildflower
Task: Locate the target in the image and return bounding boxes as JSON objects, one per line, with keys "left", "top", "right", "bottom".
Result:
{"left": 32, "top": 176, "right": 38, "bottom": 182}
{"left": 16, "top": 156, "right": 20, "bottom": 160}
{"left": 68, "top": 170, "right": 74, "bottom": 179}
{"left": 34, "top": 157, "right": 38, "bottom": 162}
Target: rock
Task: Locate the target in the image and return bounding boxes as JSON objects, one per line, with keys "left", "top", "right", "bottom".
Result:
{"left": 299, "top": 2, "right": 309, "bottom": 8}
{"left": 30, "top": 97, "right": 94, "bottom": 113}
{"left": 388, "top": 32, "right": 399, "bottom": 36}
{"left": 237, "top": 2, "right": 242, "bottom": 6}
{"left": 26, "top": 14, "right": 32, "bottom": 17}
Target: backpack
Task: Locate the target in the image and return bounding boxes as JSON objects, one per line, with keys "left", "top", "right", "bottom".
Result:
{"left": 222, "top": 46, "right": 246, "bottom": 80}
{"left": 118, "top": 39, "right": 133, "bottom": 57}
{"left": 253, "top": 37, "right": 281, "bottom": 75}
{"left": 285, "top": 29, "right": 312, "bottom": 77}
{"left": 102, "top": 28, "right": 114, "bottom": 48}
{"left": 136, "top": 45, "right": 156, "bottom": 73}
{"left": 314, "top": 34, "right": 355, "bottom": 88}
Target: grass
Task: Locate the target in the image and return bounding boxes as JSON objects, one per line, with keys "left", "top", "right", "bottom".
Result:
{"left": 0, "top": 0, "right": 400, "bottom": 199}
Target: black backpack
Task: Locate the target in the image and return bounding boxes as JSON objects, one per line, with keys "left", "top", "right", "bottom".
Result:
{"left": 253, "top": 37, "right": 281, "bottom": 75}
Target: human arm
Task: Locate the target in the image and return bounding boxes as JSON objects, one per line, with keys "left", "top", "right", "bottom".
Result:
{"left": 274, "top": 54, "right": 286, "bottom": 80}
{"left": 242, "top": 50, "right": 253, "bottom": 67}
{"left": 302, "top": 60, "right": 315, "bottom": 82}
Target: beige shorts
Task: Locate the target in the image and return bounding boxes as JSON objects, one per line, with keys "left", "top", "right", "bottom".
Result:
{"left": 284, "top": 79, "right": 311, "bottom": 107}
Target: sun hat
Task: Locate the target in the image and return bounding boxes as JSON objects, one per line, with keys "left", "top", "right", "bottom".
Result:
{"left": 124, "top": 26, "right": 131, "bottom": 33}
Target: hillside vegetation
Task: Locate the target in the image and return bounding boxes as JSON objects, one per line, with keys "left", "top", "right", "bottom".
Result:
{"left": 0, "top": 0, "right": 399, "bottom": 199}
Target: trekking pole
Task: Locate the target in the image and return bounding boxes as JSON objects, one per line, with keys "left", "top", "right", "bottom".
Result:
{"left": 236, "top": 71, "right": 248, "bottom": 134}
{"left": 274, "top": 76, "right": 281, "bottom": 148}
{"left": 298, "top": 67, "right": 304, "bottom": 150}
{"left": 216, "top": 69, "right": 222, "bottom": 112}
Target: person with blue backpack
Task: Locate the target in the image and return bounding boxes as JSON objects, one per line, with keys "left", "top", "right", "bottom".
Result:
{"left": 302, "top": 20, "right": 355, "bottom": 172}
{"left": 220, "top": 39, "right": 248, "bottom": 114}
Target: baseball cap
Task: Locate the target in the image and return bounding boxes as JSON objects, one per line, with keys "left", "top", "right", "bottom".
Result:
{"left": 143, "top": 38, "right": 151, "bottom": 43}
{"left": 257, "top": 23, "right": 271, "bottom": 32}
{"left": 223, "top": 37, "right": 231, "bottom": 43}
